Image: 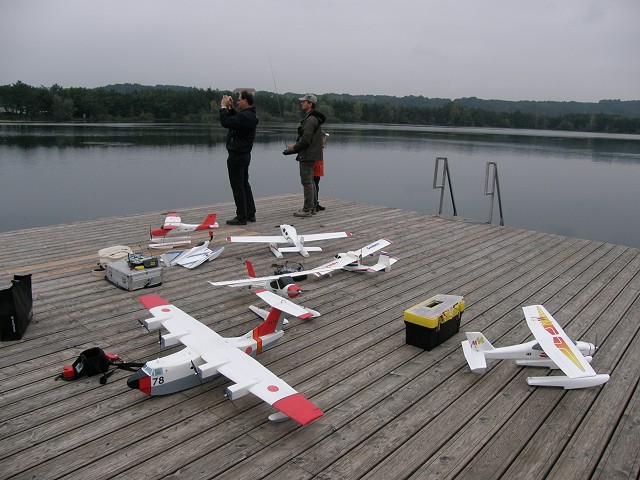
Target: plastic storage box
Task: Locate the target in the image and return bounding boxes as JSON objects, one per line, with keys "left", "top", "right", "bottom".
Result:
{"left": 404, "top": 294, "right": 465, "bottom": 350}
{"left": 105, "top": 259, "right": 163, "bottom": 291}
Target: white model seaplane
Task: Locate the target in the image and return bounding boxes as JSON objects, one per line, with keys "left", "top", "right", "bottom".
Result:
{"left": 461, "top": 304, "right": 610, "bottom": 389}
{"left": 149, "top": 212, "right": 219, "bottom": 249}
{"left": 226, "top": 224, "right": 351, "bottom": 258}
{"left": 127, "top": 290, "right": 324, "bottom": 425}
{"left": 160, "top": 241, "right": 224, "bottom": 269}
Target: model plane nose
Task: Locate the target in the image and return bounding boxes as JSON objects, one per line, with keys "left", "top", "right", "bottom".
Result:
{"left": 286, "top": 285, "right": 302, "bottom": 298}
{"left": 127, "top": 368, "right": 152, "bottom": 395}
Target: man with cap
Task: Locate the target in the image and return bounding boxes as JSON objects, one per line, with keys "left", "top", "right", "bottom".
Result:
{"left": 286, "top": 93, "right": 326, "bottom": 217}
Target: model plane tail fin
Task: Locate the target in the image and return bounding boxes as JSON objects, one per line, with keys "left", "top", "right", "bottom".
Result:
{"left": 461, "top": 332, "right": 494, "bottom": 374}
{"left": 195, "top": 213, "right": 218, "bottom": 232}
{"left": 245, "top": 260, "right": 257, "bottom": 278}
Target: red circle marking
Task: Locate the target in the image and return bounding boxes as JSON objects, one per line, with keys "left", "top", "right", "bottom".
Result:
{"left": 268, "top": 385, "right": 280, "bottom": 392}
{"left": 161, "top": 308, "right": 170, "bottom": 313}
{"left": 245, "top": 347, "right": 253, "bottom": 354}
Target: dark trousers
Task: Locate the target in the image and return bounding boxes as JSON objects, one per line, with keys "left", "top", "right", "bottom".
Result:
{"left": 313, "top": 176, "right": 320, "bottom": 206}
{"left": 227, "top": 150, "right": 255, "bottom": 221}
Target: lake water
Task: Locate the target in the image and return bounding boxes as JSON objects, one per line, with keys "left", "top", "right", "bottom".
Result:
{"left": 1, "top": 122, "right": 639, "bottom": 247}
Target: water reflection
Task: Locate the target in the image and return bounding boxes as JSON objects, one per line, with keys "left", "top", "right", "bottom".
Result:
{"left": 1, "top": 122, "right": 639, "bottom": 247}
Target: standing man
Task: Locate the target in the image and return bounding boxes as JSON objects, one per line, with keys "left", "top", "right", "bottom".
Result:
{"left": 219, "top": 90, "right": 259, "bottom": 225}
{"left": 286, "top": 93, "right": 326, "bottom": 217}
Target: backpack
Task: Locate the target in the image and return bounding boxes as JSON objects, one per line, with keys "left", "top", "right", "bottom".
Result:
{"left": 56, "top": 347, "right": 143, "bottom": 385}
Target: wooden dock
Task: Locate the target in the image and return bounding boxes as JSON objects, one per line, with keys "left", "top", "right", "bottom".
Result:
{"left": 1, "top": 194, "right": 638, "bottom": 480}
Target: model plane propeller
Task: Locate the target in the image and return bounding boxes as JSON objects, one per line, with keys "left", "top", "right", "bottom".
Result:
{"left": 461, "top": 304, "right": 610, "bottom": 389}
{"left": 226, "top": 224, "right": 351, "bottom": 258}
{"left": 149, "top": 212, "right": 219, "bottom": 249}
{"left": 127, "top": 289, "right": 324, "bottom": 425}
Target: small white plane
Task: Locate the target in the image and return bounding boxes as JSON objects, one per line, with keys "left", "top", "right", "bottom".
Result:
{"left": 209, "top": 239, "right": 397, "bottom": 298}
{"left": 226, "top": 224, "right": 351, "bottom": 258}
{"left": 461, "top": 304, "right": 610, "bottom": 389}
{"left": 149, "top": 212, "right": 219, "bottom": 249}
{"left": 127, "top": 289, "right": 324, "bottom": 425}
{"left": 310, "top": 238, "right": 398, "bottom": 276}
{"left": 160, "top": 241, "right": 225, "bottom": 269}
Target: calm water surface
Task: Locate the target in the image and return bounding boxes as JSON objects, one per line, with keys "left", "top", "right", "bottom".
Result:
{"left": 1, "top": 122, "right": 639, "bottom": 247}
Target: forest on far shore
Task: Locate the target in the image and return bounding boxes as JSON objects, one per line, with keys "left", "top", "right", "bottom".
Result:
{"left": 1, "top": 81, "right": 639, "bottom": 134}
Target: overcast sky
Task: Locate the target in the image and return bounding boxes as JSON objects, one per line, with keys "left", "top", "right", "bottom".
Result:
{"left": 1, "top": 0, "right": 638, "bottom": 102}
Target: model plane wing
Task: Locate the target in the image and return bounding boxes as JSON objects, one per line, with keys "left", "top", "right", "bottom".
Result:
{"left": 226, "top": 235, "right": 286, "bottom": 244}
{"left": 524, "top": 305, "right": 596, "bottom": 378}
{"left": 138, "top": 294, "right": 321, "bottom": 424}
{"left": 208, "top": 265, "right": 342, "bottom": 288}
{"left": 162, "top": 213, "right": 182, "bottom": 230}
{"left": 301, "top": 232, "right": 351, "bottom": 242}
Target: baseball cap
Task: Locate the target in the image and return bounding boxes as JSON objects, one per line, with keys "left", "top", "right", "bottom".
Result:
{"left": 299, "top": 93, "right": 318, "bottom": 104}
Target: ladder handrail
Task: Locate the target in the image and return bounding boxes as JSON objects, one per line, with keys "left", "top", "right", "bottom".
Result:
{"left": 433, "top": 157, "right": 457, "bottom": 216}
{"left": 485, "top": 162, "right": 504, "bottom": 226}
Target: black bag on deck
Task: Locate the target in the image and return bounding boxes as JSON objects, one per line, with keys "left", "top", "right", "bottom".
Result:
{"left": 0, "top": 274, "right": 33, "bottom": 341}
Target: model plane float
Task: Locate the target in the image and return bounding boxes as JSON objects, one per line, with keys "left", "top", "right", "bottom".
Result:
{"left": 149, "top": 212, "right": 219, "bottom": 249}
{"left": 160, "top": 241, "right": 225, "bottom": 270}
{"left": 127, "top": 289, "right": 324, "bottom": 425}
{"left": 461, "top": 304, "right": 609, "bottom": 389}
{"left": 226, "top": 224, "right": 350, "bottom": 258}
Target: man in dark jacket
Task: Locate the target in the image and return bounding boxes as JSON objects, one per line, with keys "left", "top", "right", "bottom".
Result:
{"left": 286, "top": 93, "right": 326, "bottom": 217}
{"left": 219, "top": 90, "right": 259, "bottom": 225}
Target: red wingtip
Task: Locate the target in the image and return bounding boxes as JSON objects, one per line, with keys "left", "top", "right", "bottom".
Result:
{"left": 299, "top": 312, "right": 313, "bottom": 320}
{"left": 254, "top": 288, "right": 267, "bottom": 294}
{"left": 273, "top": 393, "right": 324, "bottom": 425}
{"left": 138, "top": 294, "right": 170, "bottom": 310}
{"left": 346, "top": 232, "right": 352, "bottom": 237}
{"left": 226, "top": 236, "right": 232, "bottom": 242}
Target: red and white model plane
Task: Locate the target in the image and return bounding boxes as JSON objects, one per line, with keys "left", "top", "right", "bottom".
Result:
{"left": 310, "top": 238, "right": 398, "bottom": 276}
{"left": 208, "top": 239, "right": 397, "bottom": 300}
{"left": 127, "top": 290, "right": 324, "bottom": 425}
{"left": 149, "top": 212, "right": 219, "bottom": 249}
{"left": 461, "top": 304, "right": 610, "bottom": 389}
{"left": 226, "top": 224, "right": 351, "bottom": 258}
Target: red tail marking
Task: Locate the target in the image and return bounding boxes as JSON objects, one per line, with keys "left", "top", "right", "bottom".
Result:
{"left": 195, "top": 213, "right": 217, "bottom": 231}
{"left": 245, "top": 260, "right": 257, "bottom": 278}
{"left": 255, "top": 308, "right": 282, "bottom": 337}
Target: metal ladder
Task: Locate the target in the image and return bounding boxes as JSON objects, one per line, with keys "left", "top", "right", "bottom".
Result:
{"left": 432, "top": 157, "right": 504, "bottom": 225}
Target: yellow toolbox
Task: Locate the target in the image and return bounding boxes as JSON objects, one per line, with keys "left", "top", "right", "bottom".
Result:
{"left": 404, "top": 294, "right": 465, "bottom": 350}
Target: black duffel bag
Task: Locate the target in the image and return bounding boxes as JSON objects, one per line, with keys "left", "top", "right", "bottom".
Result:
{"left": 0, "top": 274, "right": 33, "bottom": 341}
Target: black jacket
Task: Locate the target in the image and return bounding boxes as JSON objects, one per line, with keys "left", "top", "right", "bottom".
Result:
{"left": 219, "top": 106, "right": 259, "bottom": 153}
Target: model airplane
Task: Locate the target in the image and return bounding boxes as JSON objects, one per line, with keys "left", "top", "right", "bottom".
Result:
{"left": 461, "top": 304, "right": 610, "bottom": 389}
{"left": 127, "top": 290, "right": 324, "bottom": 425}
{"left": 209, "top": 239, "right": 396, "bottom": 298}
{"left": 209, "top": 260, "right": 337, "bottom": 299}
{"left": 310, "top": 238, "right": 398, "bottom": 276}
{"left": 149, "top": 212, "right": 219, "bottom": 249}
{"left": 160, "top": 241, "right": 224, "bottom": 269}
{"left": 226, "top": 224, "right": 351, "bottom": 258}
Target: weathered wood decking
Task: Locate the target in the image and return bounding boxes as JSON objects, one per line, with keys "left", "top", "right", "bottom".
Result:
{"left": 0, "top": 194, "right": 638, "bottom": 480}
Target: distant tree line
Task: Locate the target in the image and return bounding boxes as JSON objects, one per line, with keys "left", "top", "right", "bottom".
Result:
{"left": 1, "top": 81, "right": 639, "bottom": 134}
